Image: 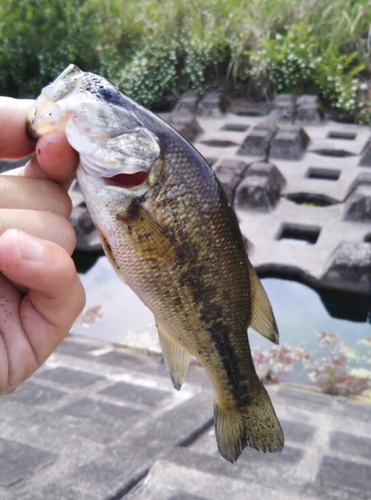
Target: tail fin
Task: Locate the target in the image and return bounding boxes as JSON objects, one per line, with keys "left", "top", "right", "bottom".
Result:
{"left": 214, "top": 386, "right": 284, "bottom": 463}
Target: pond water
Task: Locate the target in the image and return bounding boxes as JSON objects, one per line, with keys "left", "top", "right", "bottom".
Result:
{"left": 74, "top": 255, "right": 371, "bottom": 399}
{"left": 250, "top": 278, "right": 371, "bottom": 398}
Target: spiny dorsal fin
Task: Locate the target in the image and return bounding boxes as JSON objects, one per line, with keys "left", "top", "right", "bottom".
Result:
{"left": 247, "top": 260, "right": 279, "bottom": 345}
{"left": 156, "top": 321, "right": 191, "bottom": 390}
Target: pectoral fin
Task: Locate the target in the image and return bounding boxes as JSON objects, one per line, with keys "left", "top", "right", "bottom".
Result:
{"left": 117, "top": 204, "right": 175, "bottom": 264}
{"left": 156, "top": 321, "right": 191, "bottom": 390}
{"left": 247, "top": 260, "right": 279, "bottom": 344}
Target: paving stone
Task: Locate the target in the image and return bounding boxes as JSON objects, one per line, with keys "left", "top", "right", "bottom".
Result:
{"left": 54, "top": 338, "right": 100, "bottom": 357}
{"left": 98, "top": 381, "right": 170, "bottom": 407}
{"left": 170, "top": 494, "right": 208, "bottom": 500}
{"left": 96, "top": 349, "right": 164, "bottom": 376}
{"left": 0, "top": 437, "right": 55, "bottom": 487}
{"left": 276, "top": 386, "right": 333, "bottom": 411}
{"left": 317, "top": 456, "right": 371, "bottom": 491}
{"left": 321, "top": 241, "right": 371, "bottom": 295}
{"left": 235, "top": 162, "right": 285, "bottom": 211}
{"left": 4, "top": 380, "right": 67, "bottom": 406}
{"left": 330, "top": 431, "right": 371, "bottom": 459}
{"left": 269, "top": 126, "right": 310, "bottom": 160}
{"left": 343, "top": 185, "right": 371, "bottom": 222}
{"left": 239, "top": 444, "right": 303, "bottom": 467}
{"left": 34, "top": 366, "right": 103, "bottom": 389}
{"left": 39, "top": 483, "right": 93, "bottom": 500}
{"left": 237, "top": 124, "right": 277, "bottom": 157}
{"left": 303, "top": 482, "right": 371, "bottom": 500}
{"left": 280, "top": 419, "right": 315, "bottom": 444}
{"left": 58, "top": 397, "right": 144, "bottom": 424}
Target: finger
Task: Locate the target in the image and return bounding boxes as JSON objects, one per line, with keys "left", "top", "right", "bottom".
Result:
{"left": 33, "top": 133, "right": 79, "bottom": 189}
{"left": 0, "top": 176, "right": 72, "bottom": 217}
{"left": 0, "top": 272, "right": 32, "bottom": 391}
{"left": 0, "top": 209, "right": 76, "bottom": 255}
{"left": 0, "top": 98, "right": 35, "bottom": 159}
{"left": 0, "top": 230, "right": 85, "bottom": 381}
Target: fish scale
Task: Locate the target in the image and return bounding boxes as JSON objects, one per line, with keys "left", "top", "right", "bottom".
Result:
{"left": 27, "top": 64, "right": 284, "bottom": 463}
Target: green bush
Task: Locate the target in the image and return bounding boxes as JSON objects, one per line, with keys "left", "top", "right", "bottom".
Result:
{"left": 249, "top": 22, "right": 367, "bottom": 118}
{"left": 0, "top": 0, "right": 371, "bottom": 121}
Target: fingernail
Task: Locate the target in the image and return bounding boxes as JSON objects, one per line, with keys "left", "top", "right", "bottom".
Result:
{"left": 18, "top": 231, "right": 45, "bottom": 261}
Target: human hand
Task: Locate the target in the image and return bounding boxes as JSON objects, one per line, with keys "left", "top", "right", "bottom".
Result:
{"left": 0, "top": 97, "right": 85, "bottom": 394}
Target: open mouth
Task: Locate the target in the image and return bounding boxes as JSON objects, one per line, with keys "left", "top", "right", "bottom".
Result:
{"left": 104, "top": 171, "right": 148, "bottom": 189}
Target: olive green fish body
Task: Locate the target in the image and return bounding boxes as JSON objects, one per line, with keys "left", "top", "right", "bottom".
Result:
{"left": 28, "top": 65, "right": 284, "bottom": 463}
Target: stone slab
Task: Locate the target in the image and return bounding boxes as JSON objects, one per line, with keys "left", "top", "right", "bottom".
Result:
{"left": 34, "top": 366, "right": 103, "bottom": 389}
{"left": 317, "top": 456, "right": 371, "bottom": 491}
{"left": 0, "top": 437, "right": 55, "bottom": 487}
{"left": 4, "top": 380, "right": 67, "bottom": 406}
{"left": 329, "top": 431, "right": 371, "bottom": 459}
{"left": 98, "top": 381, "right": 171, "bottom": 407}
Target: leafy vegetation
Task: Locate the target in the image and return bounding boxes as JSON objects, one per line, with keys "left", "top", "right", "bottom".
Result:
{"left": 1, "top": 0, "right": 371, "bottom": 119}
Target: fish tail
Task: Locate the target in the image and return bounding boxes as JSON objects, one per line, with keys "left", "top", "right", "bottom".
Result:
{"left": 214, "top": 386, "right": 284, "bottom": 463}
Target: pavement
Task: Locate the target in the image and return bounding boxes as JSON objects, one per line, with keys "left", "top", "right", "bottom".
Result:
{"left": 1, "top": 335, "right": 371, "bottom": 500}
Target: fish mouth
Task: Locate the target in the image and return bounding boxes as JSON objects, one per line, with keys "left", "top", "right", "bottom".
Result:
{"left": 103, "top": 171, "right": 148, "bottom": 189}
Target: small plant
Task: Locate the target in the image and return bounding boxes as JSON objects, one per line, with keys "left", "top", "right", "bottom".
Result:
{"left": 249, "top": 22, "right": 367, "bottom": 118}
{"left": 117, "top": 39, "right": 178, "bottom": 108}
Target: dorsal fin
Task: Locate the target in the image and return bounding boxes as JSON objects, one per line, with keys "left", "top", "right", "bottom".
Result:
{"left": 156, "top": 321, "right": 191, "bottom": 390}
{"left": 247, "top": 260, "right": 279, "bottom": 344}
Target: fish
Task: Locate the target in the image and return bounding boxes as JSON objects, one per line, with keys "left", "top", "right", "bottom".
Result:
{"left": 27, "top": 64, "right": 284, "bottom": 463}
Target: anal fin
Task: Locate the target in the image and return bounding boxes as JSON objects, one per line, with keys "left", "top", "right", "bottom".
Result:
{"left": 247, "top": 260, "right": 279, "bottom": 345}
{"left": 156, "top": 321, "right": 191, "bottom": 390}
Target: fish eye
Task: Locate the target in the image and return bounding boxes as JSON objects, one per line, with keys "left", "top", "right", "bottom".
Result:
{"left": 98, "top": 86, "right": 120, "bottom": 103}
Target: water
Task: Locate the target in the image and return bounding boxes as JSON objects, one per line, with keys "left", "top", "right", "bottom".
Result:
{"left": 74, "top": 255, "right": 371, "bottom": 397}
{"left": 251, "top": 278, "right": 371, "bottom": 396}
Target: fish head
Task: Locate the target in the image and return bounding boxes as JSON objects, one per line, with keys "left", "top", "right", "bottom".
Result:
{"left": 27, "top": 64, "right": 163, "bottom": 199}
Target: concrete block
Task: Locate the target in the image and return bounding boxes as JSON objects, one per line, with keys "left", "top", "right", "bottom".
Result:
{"left": 359, "top": 141, "right": 371, "bottom": 166}
{"left": 343, "top": 185, "right": 371, "bottom": 222}
{"left": 269, "top": 126, "right": 310, "bottom": 160}
{"left": 172, "top": 92, "right": 199, "bottom": 118}
{"left": 70, "top": 202, "right": 102, "bottom": 252}
{"left": 235, "top": 162, "right": 285, "bottom": 211}
{"left": 168, "top": 118, "right": 203, "bottom": 142}
{"left": 230, "top": 100, "right": 272, "bottom": 117}
{"left": 237, "top": 124, "right": 277, "bottom": 157}
{"left": 270, "top": 94, "right": 295, "bottom": 123}
{"left": 197, "top": 92, "right": 229, "bottom": 117}
{"left": 295, "top": 94, "right": 324, "bottom": 124}
{"left": 321, "top": 241, "right": 371, "bottom": 294}
{"left": 214, "top": 159, "right": 248, "bottom": 203}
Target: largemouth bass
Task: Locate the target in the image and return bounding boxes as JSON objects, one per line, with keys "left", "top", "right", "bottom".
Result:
{"left": 27, "top": 65, "right": 284, "bottom": 462}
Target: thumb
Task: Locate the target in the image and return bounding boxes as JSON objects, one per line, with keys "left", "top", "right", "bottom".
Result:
{"left": 0, "top": 229, "right": 85, "bottom": 366}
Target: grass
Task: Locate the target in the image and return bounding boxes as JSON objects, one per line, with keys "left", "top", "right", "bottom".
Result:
{"left": 1, "top": 0, "right": 371, "bottom": 119}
